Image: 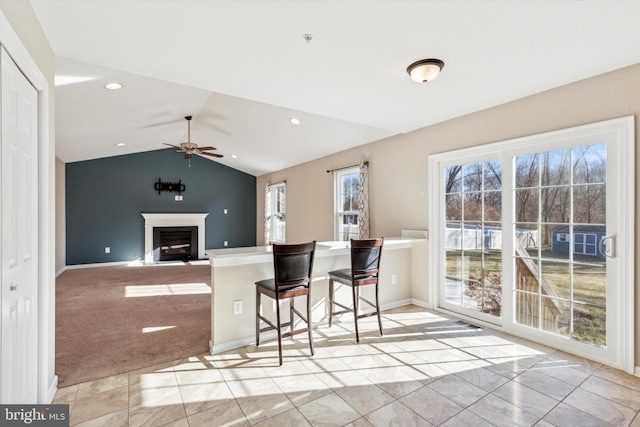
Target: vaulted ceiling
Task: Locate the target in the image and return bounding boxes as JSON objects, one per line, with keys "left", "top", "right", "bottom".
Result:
{"left": 30, "top": 1, "right": 640, "bottom": 176}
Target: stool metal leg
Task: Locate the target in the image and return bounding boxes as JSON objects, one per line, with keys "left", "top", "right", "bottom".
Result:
{"left": 290, "top": 298, "right": 295, "bottom": 334}
{"left": 353, "top": 285, "right": 360, "bottom": 343}
{"left": 307, "top": 293, "right": 314, "bottom": 355}
{"left": 276, "top": 300, "right": 283, "bottom": 366}
{"left": 256, "top": 288, "right": 260, "bottom": 346}
{"left": 328, "top": 279, "right": 334, "bottom": 327}
{"left": 376, "top": 282, "right": 383, "bottom": 336}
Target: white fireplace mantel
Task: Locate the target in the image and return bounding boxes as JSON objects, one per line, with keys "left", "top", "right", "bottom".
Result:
{"left": 142, "top": 213, "right": 209, "bottom": 263}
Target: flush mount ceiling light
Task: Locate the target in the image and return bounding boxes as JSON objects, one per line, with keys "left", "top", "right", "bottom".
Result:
{"left": 104, "top": 82, "right": 123, "bottom": 90}
{"left": 290, "top": 117, "right": 301, "bottom": 125}
{"left": 116, "top": 142, "right": 125, "bottom": 147}
{"left": 406, "top": 59, "right": 444, "bottom": 83}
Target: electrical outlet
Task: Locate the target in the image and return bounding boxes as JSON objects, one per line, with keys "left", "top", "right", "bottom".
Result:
{"left": 224, "top": 241, "right": 228, "bottom": 247}
{"left": 233, "top": 300, "right": 242, "bottom": 314}
{"left": 105, "top": 247, "right": 110, "bottom": 254}
{"left": 224, "top": 209, "right": 228, "bottom": 214}
{"left": 391, "top": 274, "right": 397, "bottom": 285}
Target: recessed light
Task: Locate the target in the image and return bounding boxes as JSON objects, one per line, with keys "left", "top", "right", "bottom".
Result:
{"left": 290, "top": 117, "right": 301, "bottom": 125}
{"left": 116, "top": 142, "right": 125, "bottom": 147}
{"left": 231, "top": 154, "right": 238, "bottom": 159}
{"left": 104, "top": 82, "right": 123, "bottom": 90}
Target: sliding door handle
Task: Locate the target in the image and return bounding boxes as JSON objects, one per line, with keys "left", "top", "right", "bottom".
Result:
{"left": 598, "top": 236, "right": 614, "bottom": 258}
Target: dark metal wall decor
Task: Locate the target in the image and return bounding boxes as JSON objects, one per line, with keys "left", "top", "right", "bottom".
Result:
{"left": 155, "top": 178, "right": 186, "bottom": 195}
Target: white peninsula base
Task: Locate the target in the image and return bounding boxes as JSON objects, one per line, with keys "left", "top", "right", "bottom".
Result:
{"left": 205, "top": 237, "right": 428, "bottom": 354}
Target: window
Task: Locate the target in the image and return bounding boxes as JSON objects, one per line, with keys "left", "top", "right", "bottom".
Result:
{"left": 574, "top": 233, "right": 597, "bottom": 255}
{"left": 267, "top": 183, "right": 286, "bottom": 243}
{"left": 443, "top": 160, "right": 503, "bottom": 317}
{"left": 557, "top": 233, "right": 568, "bottom": 242}
{"left": 335, "top": 168, "right": 360, "bottom": 241}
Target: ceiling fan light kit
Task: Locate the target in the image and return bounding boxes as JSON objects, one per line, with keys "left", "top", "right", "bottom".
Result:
{"left": 163, "top": 115, "right": 223, "bottom": 167}
{"left": 407, "top": 58, "right": 444, "bottom": 83}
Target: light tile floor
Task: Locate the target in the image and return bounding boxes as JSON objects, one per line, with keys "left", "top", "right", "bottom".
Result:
{"left": 53, "top": 305, "right": 640, "bottom": 426}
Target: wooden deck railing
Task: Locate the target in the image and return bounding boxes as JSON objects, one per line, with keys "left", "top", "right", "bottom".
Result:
{"left": 515, "top": 240, "right": 562, "bottom": 332}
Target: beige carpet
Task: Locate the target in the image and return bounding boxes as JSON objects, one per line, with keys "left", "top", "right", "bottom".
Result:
{"left": 55, "top": 263, "right": 211, "bottom": 387}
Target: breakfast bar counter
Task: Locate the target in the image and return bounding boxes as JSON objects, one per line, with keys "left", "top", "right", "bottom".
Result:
{"left": 205, "top": 237, "right": 428, "bottom": 353}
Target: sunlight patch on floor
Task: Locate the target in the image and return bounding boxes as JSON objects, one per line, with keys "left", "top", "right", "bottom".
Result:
{"left": 125, "top": 283, "right": 211, "bottom": 297}
{"left": 142, "top": 326, "right": 176, "bottom": 333}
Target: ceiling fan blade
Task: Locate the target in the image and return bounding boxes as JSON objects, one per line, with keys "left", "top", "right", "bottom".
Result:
{"left": 201, "top": 124, "right": 230, "bottom": 136}
{"left": 196, "top": 146, "right": 217, "bottom": 151}
{"left": 141, "top": 118, "right": 183, "bottom": 129}
{"left": 200, "top": 151, "right": 223, "bottom": 158}
{"left": 164, "top": 143, "right": 182, "bottom": 149}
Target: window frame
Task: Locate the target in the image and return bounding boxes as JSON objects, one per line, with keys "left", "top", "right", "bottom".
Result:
{"left": 268, "top": 182, "right": 286, "bottom": 244}
{"left": 334, "top": 167, "right": 360, "bottom": 241}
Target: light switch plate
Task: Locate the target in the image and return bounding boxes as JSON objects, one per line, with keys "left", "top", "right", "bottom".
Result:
{"left": 233, "top": 300, "right": 242, "bottom": 315}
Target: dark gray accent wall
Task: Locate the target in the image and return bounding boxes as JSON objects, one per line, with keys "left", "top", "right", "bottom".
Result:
{"left": 66, "top": 149, "right": 256, "bottom": 265}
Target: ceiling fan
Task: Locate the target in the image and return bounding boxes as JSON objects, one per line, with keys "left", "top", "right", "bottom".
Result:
{"left": 164, "top": 115, "right": 223, "bottom": 166}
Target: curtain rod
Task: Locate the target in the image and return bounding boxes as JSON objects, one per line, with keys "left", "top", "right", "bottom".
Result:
{"left": 267, "top": 180, "right": 286, "bottom": 186}
{"left": 326, "top": 161, "right": 369, "bottom": 174}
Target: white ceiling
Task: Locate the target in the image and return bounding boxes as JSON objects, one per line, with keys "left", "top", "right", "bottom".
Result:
{"left": 30, "top": 1, "right": 640, "bottom": 176}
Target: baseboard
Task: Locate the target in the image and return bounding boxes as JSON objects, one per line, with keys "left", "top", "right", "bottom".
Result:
{"left": 210, "top": 328, "right": 278, "bottom": 354}
{"left": 210, "top": 336, "right": 258, "bottom": 354}
{"left": 63, "top": 259, "right": 209, "bottom": 270}
{"left": 46, "top": 375, "right": 58, "bottom": 404}
{"left": 55, "top": 267, "right": 67, "bottom": 278}
{"left": 380, "top": 299, "right": 412, "bottom": 311}
{"left": 634, "top": 367, "right": 640, "bottom": 377}
{"left": 410, "top": 298, "right": 432, "bottom": 309}
{"left": 64, "top": 260, "right": 143, "bottom": 270}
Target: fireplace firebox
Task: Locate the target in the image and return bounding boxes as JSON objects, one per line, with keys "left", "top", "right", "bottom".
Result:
{"left": 152, "top": 226, "right": 198, "bottom": 262}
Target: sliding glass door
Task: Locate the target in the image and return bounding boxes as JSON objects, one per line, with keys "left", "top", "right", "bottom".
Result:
{"left": 512, "top": 144, "right": 607, "bottom": 347}
{"left": 429, "top": 117, "right": 634, "bottom": 371}
{"left": 442, "top": 159, "right": 503, "bottom": 324}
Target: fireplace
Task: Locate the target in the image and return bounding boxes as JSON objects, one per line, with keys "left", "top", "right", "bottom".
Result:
{"left": 141, "top": 213, "right": 209, "bottom": 263}
{"left": 153, "top": 226, "right": 198, "bottom": 262}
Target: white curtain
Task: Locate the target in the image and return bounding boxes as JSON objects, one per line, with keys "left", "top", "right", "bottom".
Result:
{"left": 264, "top": 183, "right": 272, "bottom": 244}
{"left": 358, "top": 161, "right": 370, "bottom": 239}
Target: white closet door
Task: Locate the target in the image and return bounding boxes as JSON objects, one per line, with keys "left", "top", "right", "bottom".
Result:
{"left": 1, "top": 46, "right": 39, "bottom": 403}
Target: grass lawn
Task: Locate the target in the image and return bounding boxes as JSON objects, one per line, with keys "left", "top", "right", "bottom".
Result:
{"left": 445, "top": 248, "right": 606, "bottom": 347}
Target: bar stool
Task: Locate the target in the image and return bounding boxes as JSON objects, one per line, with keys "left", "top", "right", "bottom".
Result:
{"left": 328, "top": 237, "right": 384, "bottom": 342}
{"left": 255, "top": 241, "right": 316, "bottom": 365}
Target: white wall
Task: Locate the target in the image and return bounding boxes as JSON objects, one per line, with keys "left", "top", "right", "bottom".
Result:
{"left": 55, "top": 157, "right": 65, "bottom": 274}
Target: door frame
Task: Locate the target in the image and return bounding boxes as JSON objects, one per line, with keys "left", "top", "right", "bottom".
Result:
{"left": 0, "top": 10, "right": 55, "bottom": 402}
{"left": 428, "top": 117, "right": 635, "bottom": 373}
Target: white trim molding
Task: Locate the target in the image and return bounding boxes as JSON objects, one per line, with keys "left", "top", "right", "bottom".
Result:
{"left": 1, "top": 9, "right": 56, "bottom": 403}
{"left": 142, "top": 213, "right": 209, "bottom": 263}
